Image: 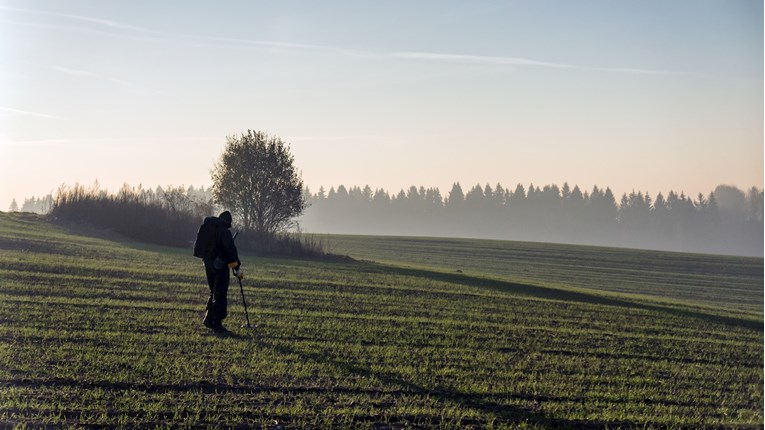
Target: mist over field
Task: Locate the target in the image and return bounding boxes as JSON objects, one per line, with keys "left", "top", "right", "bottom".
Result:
{"left": 298, "top": 183, "right": 764, "bottom": 257}
{"left": 14, "top": 181, "right": 763, "bottom": 257}
{"left": 1, "top": 1, "right": 762, "bottom": 428}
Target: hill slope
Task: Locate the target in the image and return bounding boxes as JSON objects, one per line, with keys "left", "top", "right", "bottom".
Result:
{"left": 323, "top": 234, "right": 764, "bottom": 313}
{"left": 0, "top": 213, "right": 762, "bottom": 428}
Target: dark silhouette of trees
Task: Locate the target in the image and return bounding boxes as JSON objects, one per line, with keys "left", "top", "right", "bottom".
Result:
{"left": 211, "top": 130, "right": 306, "bottom": 236}
{"left": 446, "top": 183, "right": 465, "bottom": 208}
{"left": 300, "top": 182, "right": 763, "bottom": 257}
{"left": 14, "top": 177, "right": 763, "bottom": 257}
{"left": 48, "top": 182, "right": 212, "bottom": 247}
{"left": 746, "top": 187, "right": 764, "bottom": 223}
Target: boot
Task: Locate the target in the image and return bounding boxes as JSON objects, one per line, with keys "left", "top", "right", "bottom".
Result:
{"left": 202, "top": 311, "right": 215, "bottom": 329}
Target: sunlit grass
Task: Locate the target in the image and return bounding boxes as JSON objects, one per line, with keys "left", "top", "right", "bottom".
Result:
{"left": 0, "top": 212, "right": 762, "bottom": 428}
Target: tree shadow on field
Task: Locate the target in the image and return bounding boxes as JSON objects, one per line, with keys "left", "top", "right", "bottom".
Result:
{"left": 376, "top": 264, "right": 762, "bottom": 332}
{"left": 257, "top": 337, "right": 672, "bottom": 429}
{"left": 258, "top": 337, "right": 545, "bottom": 427}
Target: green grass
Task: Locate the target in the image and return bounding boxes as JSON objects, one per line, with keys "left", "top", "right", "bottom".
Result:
{"left": 322, "top": 234, "right": 764, "bottom": 314}
{"left": 0, "top": 212, "right": 762, "bottom": 428}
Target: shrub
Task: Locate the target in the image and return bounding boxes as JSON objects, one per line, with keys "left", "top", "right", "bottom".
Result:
{"left": 50, "top": 183, "right": 210, "bottom": 247}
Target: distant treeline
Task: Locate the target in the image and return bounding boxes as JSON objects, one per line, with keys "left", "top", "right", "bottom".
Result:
{"left": 13, "top": 181, "right": 764, "bottom": 257}
{"left": 299, "top": 183, "right": 764, "bottom": 257}
{"left": 13, "top": 184, "right": 214, "bottom": 216}
{"left": 13, "top": 195, "right": 53, "bottom": 214}
{"left": 48, "top": 183, "right": 214, "bottom": 247}
{"left": 25, "top": 183, "right": 324, "bottom": 256}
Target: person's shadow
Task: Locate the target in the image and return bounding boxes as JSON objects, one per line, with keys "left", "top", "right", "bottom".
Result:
{"left": 210, "top": 329, "right": 247, "bottom": 339}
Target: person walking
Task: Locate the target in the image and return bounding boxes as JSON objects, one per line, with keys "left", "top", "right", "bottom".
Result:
{"left": 198, "top": 211, "right": 242, "bottom": 332}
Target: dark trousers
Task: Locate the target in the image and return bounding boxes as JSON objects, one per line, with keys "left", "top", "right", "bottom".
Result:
{"left": 203, "top": 260, "right": 229, "bottom": 325}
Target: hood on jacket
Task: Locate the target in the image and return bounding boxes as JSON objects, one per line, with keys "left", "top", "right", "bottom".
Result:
{"left": 203, "top": 216, "right": 230, "bottom": 229}
{"left": 218, "top": 211, "right": 232, "bottom": 228}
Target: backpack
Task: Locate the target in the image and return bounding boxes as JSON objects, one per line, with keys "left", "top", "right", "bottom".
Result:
{"left": 193, "top": 221, "right": 217, "bottom": 259}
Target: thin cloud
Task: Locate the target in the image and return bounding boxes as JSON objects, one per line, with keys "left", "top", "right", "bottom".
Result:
{"left": 391, "top": 52, "right": 574, "bottom": 68}
{"left": 51, "top": 65, "right": 158, "bottom": 96}
{"left": 0, "top": 136, "right": 222, "bottom": 148}
{"left": 3, "top": 19, "right": 166, "bottom": 44}
{"left": 52, "top": 65, "right": 98, "bottom": 78}
{"left": 201, "top": 36, "right": 344, "bottom": 53}
{"left": 287, "top": 134, "right": 432, "bottom": 145}
{"left": 288, "top": 135, "right": 399, "bottom": 142}
{"left": 392, "top": 51, "right": 690, "bottom": 75}
{"left": 0, "top": 139, "right": 71, "bottom": 147}
{"left": 0, "top": 5, "right": 152, "bottom": 33}
{"left": 55, "top": 13, "right": 146, "bottom": 32}
{"left": 2, "top": 8, "right": 338, "bottom": 54}
{"left": 0, "top": 106, "right": 66, "bottom": 120}
{"left": 78, "top": 136, "right": 221, "bottom": 142}
{"left": 587, "top": 66, "right": 690, "bottom": 76}
{"left": 3, "top": 6, "right": 690, "bottom": 76}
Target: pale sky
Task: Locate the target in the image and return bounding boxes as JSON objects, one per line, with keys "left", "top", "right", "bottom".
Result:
{"left": 1, "top": 0, "right": 762, "bottom": 209}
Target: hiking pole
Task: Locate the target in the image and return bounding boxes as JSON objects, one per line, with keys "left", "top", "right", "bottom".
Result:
{"left": 236, "top": 274, "right": 254, "bottom": 329}
{"left": 230, "top": 231, "right": 254, "bottom": 329}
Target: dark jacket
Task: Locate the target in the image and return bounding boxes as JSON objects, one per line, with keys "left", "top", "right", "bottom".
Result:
{"left": 202, "top": 216, "right": 240, "bottom": 269}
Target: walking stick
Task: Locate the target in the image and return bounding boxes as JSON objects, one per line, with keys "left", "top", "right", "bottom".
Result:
{"left": 236, "top": 274, "right": 253, "bottom": 329}
{"left": 231, "top": 231, "right": 254, "bottom": 329}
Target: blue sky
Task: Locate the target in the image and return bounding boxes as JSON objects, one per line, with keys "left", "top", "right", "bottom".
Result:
{"left": 1, "top": 0, "right": 762, "bottom": 209}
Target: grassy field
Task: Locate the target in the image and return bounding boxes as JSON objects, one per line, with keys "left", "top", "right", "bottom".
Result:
{"left": 322, "top": 234, "right": 764, "bottom": 314}
{"left": 0, "top": 212, "right": 762, "bottom": 428}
